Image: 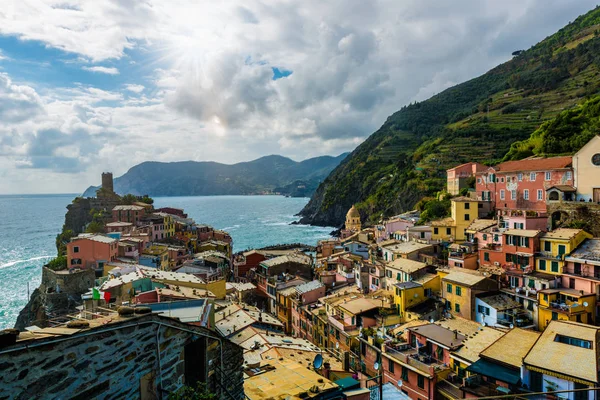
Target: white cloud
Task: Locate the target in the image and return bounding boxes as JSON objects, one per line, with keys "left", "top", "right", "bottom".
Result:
{"left": 0, "top": 0, "right": 597, "bottom": 194}
{"left": 124, "top": 84, "right": 145, "bottom": 93}
{"left": 82, "top": 66, "right": 119, "bottom": 75}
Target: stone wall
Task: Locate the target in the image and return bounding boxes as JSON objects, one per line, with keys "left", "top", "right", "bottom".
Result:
{"left": 1, "top": 315, "right": 244, "bottom": 400}
{"left": 547, "top": 201, "right": 600, "bottom": 236}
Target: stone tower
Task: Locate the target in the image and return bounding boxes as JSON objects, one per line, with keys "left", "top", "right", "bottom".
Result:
{"left": 101, "top": 172, "right": 114, "bottom": 193}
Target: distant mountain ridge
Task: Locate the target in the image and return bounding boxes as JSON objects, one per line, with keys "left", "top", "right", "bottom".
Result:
{"left": 82, "top": 153, "right": 349, "bottom": 198}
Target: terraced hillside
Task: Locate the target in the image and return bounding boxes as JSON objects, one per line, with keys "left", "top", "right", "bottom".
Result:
{"left": 299, "top": 6, "right": 600, "bottom": 227}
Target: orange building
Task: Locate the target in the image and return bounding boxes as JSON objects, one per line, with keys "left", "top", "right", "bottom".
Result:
{"left": 67, "top": 234, "right": 118, "bottom": 271}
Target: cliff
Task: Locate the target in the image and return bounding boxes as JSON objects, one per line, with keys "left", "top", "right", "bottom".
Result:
{"left": 300, "top": 6, "right": 600, "bottom": 227}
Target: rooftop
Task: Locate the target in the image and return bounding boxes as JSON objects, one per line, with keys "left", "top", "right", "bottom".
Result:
{"left": 451, "top": 196, "right": 477, "bottom": 203}
{"left": 394, "top": 281, "right": 421, "bottom": 290}
{"left": 547, "top": 185, "right": 577, "bottom": 192}
{"left": 524, "top": 320, "right": 599, "bottom": 384}
{"left": 480, "top": 328, "right": 540, "bottom": 368}
{"left": 443, "top": 271, "right": 487, "bottom": 287}
{"left": 338, "top": 297, "right": 380, "bottom": 315}
{"left": 477, "top": 293, "right": 522, "bottom": 311}
{"left": 260, "top": 253, "right": 312, "bottom": 268}
{"left": 382, "top": 241, "right": 432, "bottom": 254}
{"left": 105, "top": 221, "right": 133, "bottom": 227}
{"left": 493, "top": 155, "right": 572, "bottom": 173}
{"left": 566, "top": 239, "right": 600, "bottom": 263}
{"left": 408, "top": 323, "right": 466, "bottom": 349}
{"left": 466, "top": 219, "right": 496, "bottom": 233}
{"left": 503, "top": 229, "right": 541, "bottom": 238}
{"left": 112, "top": 205, "right": 145, "bottom": 211}
{"left": 451, "top": 327, "right": 505, "bottom": 364}
{"left": 294, "top": 280, "right": 324, "bottom": 295}
{"left": 387, "top": 258, "right": 429, "bottom": 273}
{"left": 244, "top": 358, "right": 339, "bottom": 400}
{"left": 72, "top": 234, "right": 117, "bottom": 244}
{"left": 435, "top": 317, "right": 484, "bottom": 337}
{"left": 540, "top": 228, "right": 587, "bottom": 240}
{"left": 430, "top": 217, "right": 455, "bottom": 227}
{"left": 226, "top": 282, "right": 256, "bottom": 292}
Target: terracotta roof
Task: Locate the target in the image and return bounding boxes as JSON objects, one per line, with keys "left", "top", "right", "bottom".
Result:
{"left": 466, "top": 219, "right": 496, "bottom": 233}
{"left": 451, "top": 196, "right": 477, "bottom": 203}
{"left": 494, "top": 156, "right": 572, "bottom": 173}
{"left": 547, "top": 185, "right": 576, "bottom": 192}
{"left": 387, "top": 258, "right": 428, "bottom": 274}
{"left": 523, "top": 321, "right": 599, "bottom": 384}
{"left": 430, "top": 217, "right": 455, "bottom": 227}
{"left": 480, "top": 328, "right": 540, "bottom": 368}
{"left": 503, "top": 229, "right": 541, "bottom": 238}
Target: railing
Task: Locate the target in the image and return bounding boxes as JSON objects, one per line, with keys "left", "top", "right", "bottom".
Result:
{"left": 536, "top": 251, "right": 564, "bottom": 260}
{"left": 328, "top": 314, "right": 356, "bottom": 332}
{"left": 383, "top": 345, "right": 446, "bottom": 376}
{"left": 547, "top": 301, "right": 584, "bottom": 314}
{"left": 563, "top": 269, "right": 600, "bottom": 280}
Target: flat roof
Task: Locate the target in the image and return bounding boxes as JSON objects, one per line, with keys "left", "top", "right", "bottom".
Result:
{"left": 382, "top": 241, "right": 432, "bottom": 254}
{"left": 524, "top": 320, "right": 599, "bottom": 384}
{"left": 260, "top": 253, "right": 312, "bottom": 268}
{"left": 435, "top": 317, "right": 483, "bottom": 337}
{"left": 477, "top": 293, "right": 521, "bottom": 311}
{"left": 113, "top": 205, "right": 145, "bottom": 211}
{"left": 480, "top": 328, "right": 540, "bottom": 368}
{"left": 387, "top": 258, "right": 429, "bottom": 274}
{"left": 466, "top": 219, "right": 496, "bottom": 232}
{"left": 394, "top": 281, "right": 421, "bottom": 290}
{"left": 338, "top": 297, "right": 380, "bottom": 315}
{"left": 408, "top": 323, "right": 465, "bottom": 349}
{"left": 503, "top": 229, "right": 541, "bottom": 238}
{"left": 443, "top": 271, "right": 487, "bottom": 287}
{"left": 541, "top": 228, "right": 587, "bottom": 240}
{"left": 566, "top": 239, "right": 600, "bottom": 263}
{"left": 73, "top": 234, "right": 117, "bottom": 244}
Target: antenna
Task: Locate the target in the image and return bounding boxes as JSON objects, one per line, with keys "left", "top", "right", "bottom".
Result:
{"left": 313, "top": 354, "right": 323, "bottom": 369}
{"left": 509, "top": 324, "right": 514, "bottom": 329}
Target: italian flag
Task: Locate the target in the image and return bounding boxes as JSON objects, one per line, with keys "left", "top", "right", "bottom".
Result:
{"left": 92, "top": 288, "right": 111, "bottom": 302}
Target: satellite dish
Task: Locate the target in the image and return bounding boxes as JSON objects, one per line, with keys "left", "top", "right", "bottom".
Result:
{"left": 509, "top": 324, "right": 514, "bottom": 329}
{"left": 374, "top": 361, "right": 380, "bottom": 371}
{"left": 313, "top": 354, "right": 323, "bottom": 369}
{"left": 584, "top": 302, "right": 589, "bottom": 307}
{"left": 398, "top": 380, "right": 403, "bottom": 387}
{"left": 429, "top": 318, "right": 434, "bottom": 323}
{"left": 335, "top": 342, "right": 340, "bottom": 349}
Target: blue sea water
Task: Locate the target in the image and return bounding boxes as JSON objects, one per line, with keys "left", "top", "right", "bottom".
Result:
{"left": 0, "top": 194, "right": 332, "bottom": 329}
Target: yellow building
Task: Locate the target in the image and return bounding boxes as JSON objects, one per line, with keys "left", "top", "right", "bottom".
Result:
{"left": 573, "top": 134, "right": 600, "bottom": 202}
{"left": 154, "top": 212, "right": 176, "bottom": 239}
{"left": 277, "top": 287, "right": 296, "bottom": 334}
{"left": 442, "top": 270, "right": 498, "bottom": 320}
{"left": 537, "top": 288, "right": 596, "bottom": 331}
{"left": 393, "top": 273, "right": 440, "bottom": 322}
{"left": 345, "top": 205, "right": 361, "bottom": 232}
{"left": 384, "top": 258, "right": 429, "bottom": 289}
{"left": 537, "top": 228, "right": 592, "bottom": 275}
{"left": 430, "top": 197, "right": 479, "bottom": 242}
{"left": 142, "top": 244, "right": 169, "bottom": 270}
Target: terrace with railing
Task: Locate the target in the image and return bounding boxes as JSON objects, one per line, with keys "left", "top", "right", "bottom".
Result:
{"left": 383, "top": 343, "right": 448, "bottom": 377}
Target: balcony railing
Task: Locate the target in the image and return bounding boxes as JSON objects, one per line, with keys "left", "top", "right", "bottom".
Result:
{"left": 545, "top": 301, "right": 586, "bottom": 314}
{"left": 563, "top": 269, "right": 600, "bottom": 281}
{"left": 328, "top": 314, "right": 356, "bottom": 332}
{"left": 536, "top": 252, "right": 564, "bottom": 260}
{"left": 383, "top": 345, "right": 448, "bottom": 376}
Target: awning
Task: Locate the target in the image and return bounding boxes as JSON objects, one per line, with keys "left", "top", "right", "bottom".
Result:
{"left": 466, "top": 358, "right": 521, "bottom": 385}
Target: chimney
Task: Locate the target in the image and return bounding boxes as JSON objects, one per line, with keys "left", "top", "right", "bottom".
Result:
{"left": 454, "top": 329, "right": 458, "bottom": 339}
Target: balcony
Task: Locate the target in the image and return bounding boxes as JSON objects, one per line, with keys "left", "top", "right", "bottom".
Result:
{"left": 536, "top": 251, "right": 564, "bottom": 260}
{"left": 545, "top": 301, "right": 587, "bottom": 315}
{"left": 328, "top": 314, "right": 356, "bottom": 332}
{"left": 501, "top": 286, "right": 537, "bottom": 300}
{"left": 563, "top": 268, "right": 600, "bottom": 281}
{"left": 383, "top": 344, "right": 448, "bottom": 377}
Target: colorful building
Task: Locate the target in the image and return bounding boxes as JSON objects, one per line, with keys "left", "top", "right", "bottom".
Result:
{"left": 112, "top": 205, "right": 146, "bottom": 225}
{"left": 537, "top": 287, "right": 595, "bottom": 331}
{"left": 441, "top": 270, "right": 498, "bottom": 320}
{"left": 536, "top": 228, "right": 592, "bottom": 275}
{"left": 67, "top": 234, "right": 118, "bottom": 270}
{"left": 572, "top": 134, "right": 600, "bottom": 202}
{"left": 564, "top": 239, "right": 600, "bottom": 322}
{"left": 447, "top": 162, "right": 486, "bottom": 195}
{"left": 430, "top": 197, "right": 479, "bottom": 242}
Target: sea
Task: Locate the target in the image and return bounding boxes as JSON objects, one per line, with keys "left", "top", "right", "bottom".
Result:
{"left": 0, "top": 194, "right": 333, "bottom": 329}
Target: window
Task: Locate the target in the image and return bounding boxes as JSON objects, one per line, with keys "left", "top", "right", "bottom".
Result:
{"left": 464, "top": 203, "right": 470, "bottom": 210}
{"left": 446, "top": 228, "right": 452, "bottom": 235}
{"left": 511, "top": 190, "right": 516, "bottom": 200}
{"left": 455, "top": 303, "right": 460, "bottom": 313}
{"left": 558, "top": 245, "right": 566, "bottom": 256}
{"left": 477, "top": 178, "right": 482, "bottom": 184}
{"left": 501, "top": 177, "right": 505, "bottom": 183}
{"left": 551, "top": 261, "right": 559, "bottom": 273}
{"left": 530, "top": 172, "right": 536, "bottom": 181}
{"left": 537, "top": 189, "right": 543, "bottom": 201}
{"left": 566, "top": 171, "right": 572, "bottom": 180}
{"left": 484, "top": 252, "right": 490, "bottom": 262}
{"left": 552, "top": 311, "right": 558, "bottom": 320}
{"left": 397, "top": 273, "right": 401, "bottom": 281}
{"left": 418, "top": 375, "right": 425, "bottom": 389}
{"left": 524, "top": 189, "right": 529, "bottom": 200}
{"left": 544, "top": 241, "right": 551, "bottom": 252}
{"left": 518, "top": 173, "right": 523, "bottom": 181}
{"left": 477, "top": 305, "right": 490, "bottom": 315}
{"left": 456, "top": 286, "right": 462, "bottom": 296}
{"left": 545, "top": 171, "right": 551, "bottom": 181}
{"left": 402, "top": 366, "right": 409, "bottom": 381}
{"left": 434, "top": 228, "right": 439, "bottom": 235}
{"left": 464, "top": 214, "right": 470, "bottom": 221}
{"left": 539, "top": 259, "right": 546, "bottom": 271}
{"left": 386, "top": 270, "right": 392, "bottom": 278}
{"left": 73, "top": 246, "right": 79, "bottom": 253}
{"left": 446, "top": 283, "right": 452, "bottom": 293}
{"left": 555, "top": 334, "right": 592, "bottom": 349}
{"left": 500, "top": 190, "right": 505, "bottom": 200}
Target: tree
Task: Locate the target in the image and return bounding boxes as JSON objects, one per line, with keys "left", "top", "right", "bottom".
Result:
{"left": 86, "top": 221, "right": 104, "bottom": 234}
{"left": 168, "top": 382, "right": 217, "bottom": 400}
{"left": 121, "top": 194, "right": 138, "bottom": 205}
{"left": 56, "top": 228, "right": 75, "bottom": 256}
{"left": 47, "top": 255, "right": 67, "bottom": 271}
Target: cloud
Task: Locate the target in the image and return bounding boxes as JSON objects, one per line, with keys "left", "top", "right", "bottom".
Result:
{"left": 0, "top": 0, "right": 598, "bottom": 194}
{"left": 82, "top": 66, "right": 119, "bottom": 75}
{"left": 124, "top": 84, "right": 145, "bottom": 93}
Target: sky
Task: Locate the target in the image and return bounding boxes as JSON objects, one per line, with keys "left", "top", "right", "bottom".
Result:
{"left": 0, "top": 1, "right": 598, "bottom": 194}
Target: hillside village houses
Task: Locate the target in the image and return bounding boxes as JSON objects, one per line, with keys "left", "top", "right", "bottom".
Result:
{"left": 9, "top": 135, "right": 600, "bottom": 400}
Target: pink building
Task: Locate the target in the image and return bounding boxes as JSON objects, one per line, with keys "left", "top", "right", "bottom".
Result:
{"left": 112, "top": 205, "right": 146, "bottom": 225}
{"left": 383, "top": 217, "right": 415, "bottom": 241}
{"left": 564, "top": 239, "right": 600, "bottom": 321}
{"left": 476, "top": 156, "right": 573, "bottom": 218}
{"left": 67, "top": 234, "right": 118, "bottom": 270}
{"left": 447, "top": 162, "right": 487, "bottom": 195}
{"left": 105, "top": 221, "right": 133, "bottom": 234}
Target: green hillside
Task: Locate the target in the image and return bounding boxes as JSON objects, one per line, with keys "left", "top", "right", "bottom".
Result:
{"left": 299, "top": 6, "right": 600, "bottom": 227}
